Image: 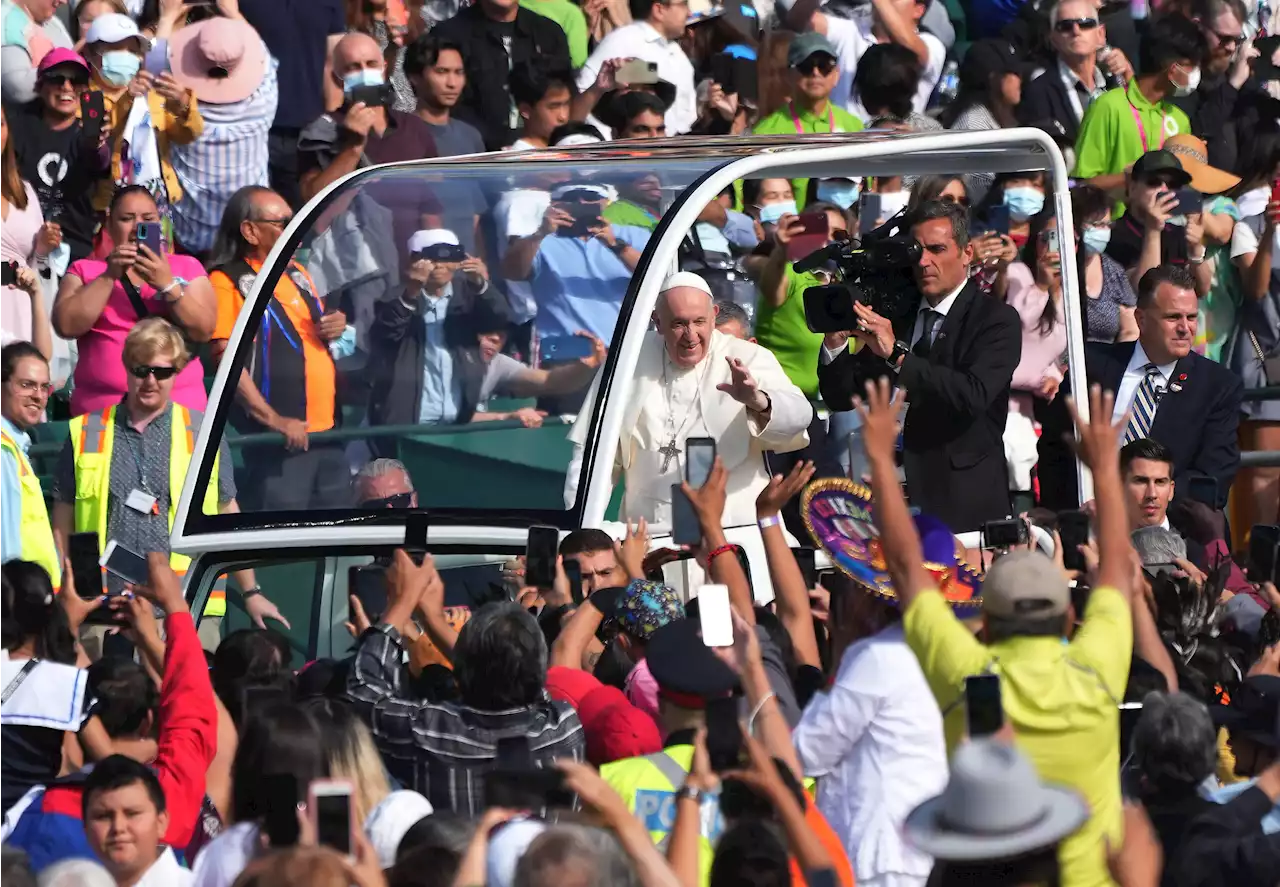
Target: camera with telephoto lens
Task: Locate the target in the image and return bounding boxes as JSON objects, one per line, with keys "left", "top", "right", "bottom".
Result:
{"left": 799, "top": 212, "right": 922, "bottom": 334}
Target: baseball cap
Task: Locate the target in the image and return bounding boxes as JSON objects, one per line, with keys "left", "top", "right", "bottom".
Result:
{"left": 84, "top": 13, "right": 150, "bottom": 50}
{"left": 1130, "top": 149, "right": 1192, "bottom": 187}
{"left": 787, "top": 32, "right": 838, "bottom": 68}
{"left": 959, "top": 38, "right": 1030, "bottom": 88}
{"left": 615, "top": 579, "right": 684, "bottom": 642}
{"left": 37, "top": 48, "right": 89, "bottom": 77}
{"left": 981, "top": 550, "right": 1070, "bottom": 620}
{"left": 577, "top": 685, "right": 662, "bottom": 765}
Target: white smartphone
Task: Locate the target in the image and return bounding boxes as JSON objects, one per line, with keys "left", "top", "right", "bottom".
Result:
{"left": 697, "top": 584, "right": 734, "bottom": 647}
{"left": 99, "top": 540, "right": 149, "bottom": 586}
{"left": 1045, "top": 228, "right": 1059, "bottom": 253}
{"left": 308, "top": 779, "right": 355, "bottom": 856}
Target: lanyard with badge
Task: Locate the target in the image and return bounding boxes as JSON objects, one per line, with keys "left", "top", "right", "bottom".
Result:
{"left": 788, "top": 100, "right": 837, "bottom": 134}
{"left": 122, "top": 429, "right": 160, "bottom": 517}
{"left": 1127, "top": 97, "right": 1174, "bottom": 152}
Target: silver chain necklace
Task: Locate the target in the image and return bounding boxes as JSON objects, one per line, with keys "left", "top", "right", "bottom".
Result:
{"left": 657, "top": 352, "right": 709, "bottom": 473}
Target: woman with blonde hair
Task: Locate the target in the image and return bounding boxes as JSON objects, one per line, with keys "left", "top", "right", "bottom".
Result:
{"left": 301, "top": 698, "right": 390, "bottom": 827}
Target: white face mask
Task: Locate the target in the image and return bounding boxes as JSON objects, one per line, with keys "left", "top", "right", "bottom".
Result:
{"left": 1171, "top": 65, "right": 1201, "bottom": 97}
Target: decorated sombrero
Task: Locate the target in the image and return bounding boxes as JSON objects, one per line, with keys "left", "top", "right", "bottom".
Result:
{"left": 801, "top": 477, "right": 983, "bottom": 616}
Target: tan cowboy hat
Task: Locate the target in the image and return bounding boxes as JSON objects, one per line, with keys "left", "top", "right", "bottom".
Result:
{"left": 1164, "top": 134, "right": 1241, "bottom": 195}
{"left": 168, "top": 17, "right": 267, "bottom": 105}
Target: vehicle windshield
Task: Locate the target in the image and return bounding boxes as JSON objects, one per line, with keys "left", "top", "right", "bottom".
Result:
{"left": 195, "top": 151, "right": 730, "bottom": 529}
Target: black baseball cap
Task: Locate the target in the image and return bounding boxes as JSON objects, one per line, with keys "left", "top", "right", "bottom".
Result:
{"left": 1130, "top": 149, "right": 1192, "bottom": 187}
{"left": 958, "top": 38, "right": 1030, "bottom": 88}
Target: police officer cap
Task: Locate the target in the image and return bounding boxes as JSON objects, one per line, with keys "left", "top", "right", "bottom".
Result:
{"left": 646, "top": 618, "right": 739, "bottom": 702}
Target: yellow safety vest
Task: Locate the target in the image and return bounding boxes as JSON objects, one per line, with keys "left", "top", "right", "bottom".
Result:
{"left": 0, "top": 430, "right": 61, "bottom": 585}
{"left": 600, "top": 745, "right": 721, "bottom": 885}
{"left": 69, "top": 404, "right": 224, "bottom": 616}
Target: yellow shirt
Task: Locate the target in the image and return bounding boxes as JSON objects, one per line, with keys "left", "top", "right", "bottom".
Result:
{"left": 92, "top": 87, "right": 203, "bottom": 211}
{"left": 903, "top": 587, "right": 1133, "bottom": 887}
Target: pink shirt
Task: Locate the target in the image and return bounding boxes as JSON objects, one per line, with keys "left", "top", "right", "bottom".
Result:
{"left": 1005, "top": 262, "right": 1067, "bottom": 417}
{"left": 1, "top": 183, "right": 43, "bottom": 348}
{"left": 66, "top": 255, "right": 209, "bottom": 417}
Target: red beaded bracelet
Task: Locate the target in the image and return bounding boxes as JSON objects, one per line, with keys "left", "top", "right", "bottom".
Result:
{"left": 707, "top": 543, "right": 737, "bottom": 562}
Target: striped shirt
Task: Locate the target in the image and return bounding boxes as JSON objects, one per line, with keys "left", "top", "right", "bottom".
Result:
{"left": 345, "top": 623, "right": 585, "bottom": 816}
{"left": 171, "top": 49, "right": 279, "bottom": 254}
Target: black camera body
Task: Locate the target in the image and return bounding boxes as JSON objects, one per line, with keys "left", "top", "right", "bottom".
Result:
{"left": 800, "top": 212, "right": 921, "bottom": 334}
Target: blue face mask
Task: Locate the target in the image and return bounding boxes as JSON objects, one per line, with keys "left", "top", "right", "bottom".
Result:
{"left": 816, "top": 181, "right": 859, "bottom": 209}
{"left": 343, "top": 67, "right": 385, "bottom": 95}
{"left": 1003, "top": 185, "right": 1045, "bottom": 221}
{"left": 758, "top": 200, "right": 797, "bottom": 225}
{"left": 1081, "top": 226, "right": 1111, "bottom": 255}
{"left": 98, "top": 50, "right": 140, "bottom": 87}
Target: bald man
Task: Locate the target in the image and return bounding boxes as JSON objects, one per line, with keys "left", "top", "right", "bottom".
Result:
{"left": 565, "top": 273, "right": 811, "bottom": 526}
{"left": 299, "top": 31, "right": 440, "bottom": 204}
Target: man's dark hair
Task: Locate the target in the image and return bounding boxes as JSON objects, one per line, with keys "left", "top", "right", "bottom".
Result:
{"left": 88, "top": 657, "right": 160, "bottom": 738}
{"left": 1190, "top": 0, "right": 1247, "bottom": 26}
{"left": 403, "top": 33, "right": 466, "bottom": 80}
{"left": 453, "top": 602, "right": 548, "bottom": 710}
{"left": 510, "top": 64, "right": 576, "bottom": 108}
{"left": 617, "top": 91, "right": 667, "bottom": 125}
{"left": 559, "top": 529, "right": 615, "bottom": 558}
{"left": 1, "top": 341, "right": 47, "bottom": 382}
{"left": 926, "top": 847, "right": 1062, "bottom": 887}
{"left": 853, "top": 43, "right": 922, "bottom": 120}
{"left": 985, "top": 613, "right": 1070, "bottom": 643}
{"left": 713, "top": 300, "right": 750, "bottom": 332}
{"left": 1120, "top": 438, "right": 1175, "bottom": 476}
{"left": 1137, "top": 13, "right": 1207, "bottom": 75}
{"left": 1130, "top": 691, "right": 1217, "bottom": 798}
{"left": 912, "top": 199, "right": 970, "bottom": 248}
{"left": 1136, "top": 264, "right": 1197, "bottom": 309}
{"left": 206, "top": 185, "right": 277, "bottom": 269}
{"left": 81, "top": 755, "right": 166, "bottom": 820}
{"left": 212, "top": 628, "right": 294, "bottom": 726}
{"left": 629, "top": 0, "right": 662, "bottom": 20}
{"left": 395, "top": 810, "right": 476, "bottom": 864}
{"left": 1069, "top": 184, "right": 1110, "bottom": 229}
{"left": 709, "top": 819, "right": 789, "bottom": 887}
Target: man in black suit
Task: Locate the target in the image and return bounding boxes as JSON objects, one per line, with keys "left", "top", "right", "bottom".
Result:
{"left": 816, "top": 200, "right": 1022, "bottom": 532}
{"left": 1083, "top": 264, "right": 1243, "bottom": 508}
{"left": 1016, "top": 0, "right": 1120, "bottom": 161}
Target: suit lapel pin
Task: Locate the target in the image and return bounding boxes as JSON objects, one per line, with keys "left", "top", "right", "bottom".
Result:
{"left": 1169, "top": 383, "right": 1183, "bottom": 392}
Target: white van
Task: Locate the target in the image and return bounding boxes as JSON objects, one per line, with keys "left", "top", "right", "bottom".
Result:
{"left": 172, "top": 131, "right": 1087, "bottom": 662}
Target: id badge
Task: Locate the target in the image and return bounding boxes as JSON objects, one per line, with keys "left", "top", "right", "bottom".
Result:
{"left": 125, "top": 488, "right": 158, "bottom": 514}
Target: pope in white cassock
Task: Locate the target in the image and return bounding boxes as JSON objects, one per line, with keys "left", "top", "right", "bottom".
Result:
{"left": 565, "top": 272, "right": 812, "bottom": 525}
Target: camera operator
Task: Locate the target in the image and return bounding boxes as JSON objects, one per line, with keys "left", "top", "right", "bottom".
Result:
{"left": 816, "top": 200, "right": 1022, "bottom": 532}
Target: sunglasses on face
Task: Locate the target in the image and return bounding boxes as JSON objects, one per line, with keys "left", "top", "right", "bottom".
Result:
{"left": 1143, "top": 176, "right": 1179, "bottom": 189}
{"left": 41, "top": 74, "right": 88, "bottom": 88}
{"left": 129, "top": 365, "right": 178, "bottom": 381}
{"left": 941, "top": 194, "right": 971, "bottom": 208}
{"left": 795, "top": 56, "right": 837, "bottom": 76}
{"left": 360, "top": 492, "right": 414, "bottom": 509}
{"left": 1054, "top": 17, "right": 1100, "bottom": 31}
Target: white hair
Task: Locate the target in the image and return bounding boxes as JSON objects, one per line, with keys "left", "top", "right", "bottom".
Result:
{"left": 1049, "top": 0, "right": 1102, "bottom": 27}
{"left": 355, "top": 458, "right": 414, "bottom": 488}
{"left": 39, "top": 859, "right": 116, "bottom": 887}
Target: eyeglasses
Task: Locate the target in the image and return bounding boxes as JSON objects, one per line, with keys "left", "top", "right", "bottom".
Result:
{"left": 941, "top": 194, "right": 971, "bottom": 208}
{"left": 795, "top": 56, "right": 838, "bottom": 76}
{"left": 1143, "top": 175, "right": 1180, "bottom": 189}
{"left": 255, "top": 216, "right": 293, "bottom": 228}
{"left": 40, "top": 73, "right": 88, "bottom": 88}
{"left": 1211, "top": 28, "right": 1243, "bottom": 48}
{"left": 1054, "top": 17, "right": 1100, "bottom": 32}
{"left": 360, "top": 492, "right": 414, "bottom": 509}
{"left": 129, "top": 365, "right": 178, "bottom": 381}
{"left": 10, "top": 379, "right": 53, "bottom": 395}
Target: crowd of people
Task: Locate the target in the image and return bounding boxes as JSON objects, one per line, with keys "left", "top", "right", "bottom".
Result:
{"left": 1, "top": 0, "right": 1280, "bottom": 884}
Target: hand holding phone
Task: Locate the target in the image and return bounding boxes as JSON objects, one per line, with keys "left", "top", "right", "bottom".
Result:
{"left": 309, "top": 779, "right": 356, "bottom": 856}
{"left": 787, "top": 211, "right": 829, "bottom": 263}
{"left": 697, "top": 584, "right": 734, "bottom": 647}
{"left": 672, "top": 438, "right": 717, "bottom": 546}
{"left": 1057, "top": 510, "right": 1090, "bottom": 573}
{"left": 134, "top": 221, "right": 163, "bottom": 256}
{"left": 525, "top": 525, "right": 559, "bottom": 589}
{"left": 964, "top": 673, "right": 1004, "bottom": 738}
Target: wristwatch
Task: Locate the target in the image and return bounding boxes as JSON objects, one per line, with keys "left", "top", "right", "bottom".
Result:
{"left": 241, "top": 585, "right": 263, "bottom": 600}
{"left": 676, "top": 785, "right": 708, "bottom": 804}
{"left": 885, "top": 340, "right": 909, "bottom": 368}
{"left": 609, "top": 239, "right": 628, "bottom": 255}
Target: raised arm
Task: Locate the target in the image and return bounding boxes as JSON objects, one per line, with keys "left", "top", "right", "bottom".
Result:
{"left": 1065, "top": 386, "right": 1132, "bottom": 598}
{"left": 755, "top": 462, "right": 822, "bottom": 669}
{"left": 682, "top": 458, "right": 756, "bottom": 625}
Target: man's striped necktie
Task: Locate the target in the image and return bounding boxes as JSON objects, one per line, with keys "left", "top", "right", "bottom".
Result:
{"left": 1123, "top": 364, "right": 1164, "bottom": 444}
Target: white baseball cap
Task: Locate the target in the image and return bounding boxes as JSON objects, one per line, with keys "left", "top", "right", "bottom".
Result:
{"left": 84, "top": 13, "right": 150, "bottom": 49}
{"left": 407, "top": 229, "right": 460, "bottom": 254}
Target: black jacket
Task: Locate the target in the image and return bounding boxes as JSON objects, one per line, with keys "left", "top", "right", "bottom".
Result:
{"left": 432, "top": 6, "right": 572, "bottom": 151}
{"left": 1166, "top": 785, "right": 1280, "bottom": 887}
{"left": 366, "top": 276, "right": 510, "bottom": 440}
{"left": 1016, "top": 63, "right": 1095, "bottom": 150}
{"left": 1038, "top": 341, "right": 1243, "bottom": 510}
{"left": 817, "top": 280, "right": 1023, "bottom": 532}
{"left": 1170, "top": 74, "right": 1243, "bottom": 171}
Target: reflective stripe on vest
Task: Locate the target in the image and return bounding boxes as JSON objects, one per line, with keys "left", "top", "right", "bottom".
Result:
{"left": 69, "top": 404, "right": 224, "bottom": 615}
{"left": 0, "top": 431, "right": 60, "bottom": 584}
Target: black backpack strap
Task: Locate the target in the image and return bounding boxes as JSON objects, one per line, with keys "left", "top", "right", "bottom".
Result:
{"left": 120, "top": 275, "right": 150, "bottom": 321}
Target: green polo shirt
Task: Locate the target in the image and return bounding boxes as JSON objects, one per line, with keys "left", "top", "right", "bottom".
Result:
{"left": 603, "top": 200, "right": 659, "bottom": 230}
{"left": 519, "top": 0, "right": 588, "bottom": 68}
{"left": 753, "top": 101, "right": 864, "bottom": 208}
{"left": 754, "top": 264, "right": 825, "bottom": 397}
{"left": 1072, "top": 80, "right": 1191, "bottom": 215}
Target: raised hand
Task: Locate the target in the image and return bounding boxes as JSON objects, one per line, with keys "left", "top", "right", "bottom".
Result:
{"left": 716, "top": 356, "right": 769, "bottom": 412}
{"left": 756, "top": 460, "right": 815, "bottom": 518}
{"left": 853, "top": 377, "right": 905, "bottom": 463}
{"left": 681, "top": 456, "right": 729, "bottom": 531}
{"left": 616, "top": 518, "right": 649, "bottom": 579}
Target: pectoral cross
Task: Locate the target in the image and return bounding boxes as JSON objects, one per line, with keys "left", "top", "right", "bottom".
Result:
{"left": 658, "top": 437, "right": 680, "bottom": 473}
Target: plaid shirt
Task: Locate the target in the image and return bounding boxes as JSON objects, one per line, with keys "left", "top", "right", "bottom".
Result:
{"left": 345, "top": 624, "right": 585, "bottom": 815}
